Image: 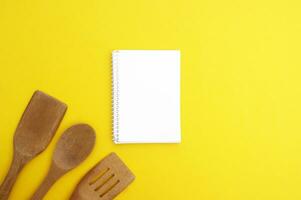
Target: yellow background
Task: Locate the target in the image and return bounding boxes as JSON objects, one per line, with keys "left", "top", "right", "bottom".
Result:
{"left": 1, "top": 0, "right": 301, "bottom": 199}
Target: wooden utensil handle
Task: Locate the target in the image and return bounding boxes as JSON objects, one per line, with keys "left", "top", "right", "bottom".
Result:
{"left": 31, "top": 176, "right": 56, "bottom": 200}
{"left": 31, "top": 164, "right": 64, "bottom": 200}
{"left": 0, "top": 153, "right": 25, "bottom": 200}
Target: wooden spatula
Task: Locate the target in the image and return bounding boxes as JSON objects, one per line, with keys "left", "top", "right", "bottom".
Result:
{"left": 0, "top": 91, "right": 67, "bottom": 200}
{"left": 31, "top": 124, "right": 96, "bottom": 200}
{"left": 70, "top": 152, "right": 135, "bottom": 200}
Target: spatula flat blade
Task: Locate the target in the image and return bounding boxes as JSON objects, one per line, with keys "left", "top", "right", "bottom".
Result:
{"left": 71, "top": 153, "right": 135, "bottom": 200}
{"left": 14, "top": 90, "right": 67, "bottom": 157}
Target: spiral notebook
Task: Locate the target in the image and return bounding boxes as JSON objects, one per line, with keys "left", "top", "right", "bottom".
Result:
{"left": 112, "top": 50, "right": 181, "bottom": 143}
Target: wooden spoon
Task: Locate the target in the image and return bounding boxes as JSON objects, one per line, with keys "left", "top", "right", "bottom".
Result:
{"left": 0, "top": 91, "right": 67, "bottom": 200}
{"left": 31, "top": 124, "right": 96, "bottom": 200}
{"left": 70, "top": 153, "right": 135, "bottom": 200}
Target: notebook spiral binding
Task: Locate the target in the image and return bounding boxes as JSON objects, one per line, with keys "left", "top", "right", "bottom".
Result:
{"left": 112, "top": 51, "right": 120, "bottom": 143}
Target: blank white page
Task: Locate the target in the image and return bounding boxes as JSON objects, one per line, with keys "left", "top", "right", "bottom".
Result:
{"left": 112, "top": 50, "right": 181, "bottom": 143}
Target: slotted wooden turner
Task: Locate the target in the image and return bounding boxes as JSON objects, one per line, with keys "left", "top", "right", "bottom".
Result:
{"left": 70, "top": 153, "right": 135, "bottom": 200}
{"left": 0, "top": 91, "right": 67, "bottom": 200}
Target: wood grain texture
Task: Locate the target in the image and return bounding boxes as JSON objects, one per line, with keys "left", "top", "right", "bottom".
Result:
{"left": 31, "top": 124, "right": 95, "bottom": 200}
{"left": 70, "top": 153, "right": 135, "bottom": 200}
{"left": 0, "top": 91, "right": 67, "bottom": 200}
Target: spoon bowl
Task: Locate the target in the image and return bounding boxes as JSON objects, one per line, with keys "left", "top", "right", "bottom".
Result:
{"left": 53, "top": 124, "right": 96, "bottom": 170}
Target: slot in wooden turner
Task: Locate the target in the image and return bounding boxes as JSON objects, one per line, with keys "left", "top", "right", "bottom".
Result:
{"left": 70, "top": 153, "right": 135, "bottom": 200}
{"left": 0, "top": 91, "right": 67, "bottom": 200}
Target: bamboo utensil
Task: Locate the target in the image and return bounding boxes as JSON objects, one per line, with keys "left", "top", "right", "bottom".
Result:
{"left": 0, "top": 91, "right": 67, "bottom": 200}
{"left": 31, "top": 124, "right": 95, "bottom": 200}
{"left": 70, "top": 153, "right": 135, "bottom": 200}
